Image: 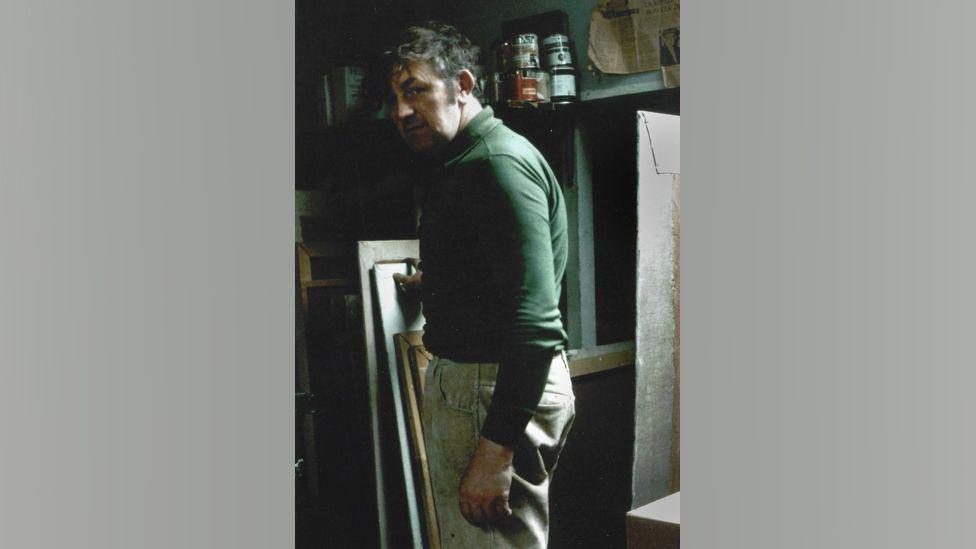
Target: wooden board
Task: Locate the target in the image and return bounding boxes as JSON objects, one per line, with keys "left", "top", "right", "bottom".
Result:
{"left": 567, "top": 341, "right": 636, "bottom": 378}
{"left": 357, "top": 240, "right": 420, "bottom": 549}
{"left": 395, "top": 331, "right": 439, "bottom": 549}
{"left": 627, "top": 492, "right": 680, "bottom": 549}
{"left": 372, "top": 262, "right": 426, "bottom": 549}
{"left": 633, "top": 111, "right": 680, "bottom": 507}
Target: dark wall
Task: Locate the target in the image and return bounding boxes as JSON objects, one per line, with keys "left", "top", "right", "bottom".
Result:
{"left": 296, "top": 0, "right": 455, "bottom": 241}
{"left": 296, "top": 4, "right": 457, "bottom": 547}
{"left": 580, "top": 91, "right": 679, "bottom": 345}
{"left": 550, "top": 366, "right": 636, "bottom": 548}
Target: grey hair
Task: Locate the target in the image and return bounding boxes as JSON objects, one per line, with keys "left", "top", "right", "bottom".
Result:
{"left": 385, "top": 21, "right": 482, "bottom": 101}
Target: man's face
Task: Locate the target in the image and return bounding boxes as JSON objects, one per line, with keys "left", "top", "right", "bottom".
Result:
{"left": 389, "top": 60, "right": 462, "bottom": 155}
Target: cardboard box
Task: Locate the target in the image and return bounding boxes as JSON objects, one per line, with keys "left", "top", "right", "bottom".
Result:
{"left": 626, "top": 491, "right": 680, "bottom": 548}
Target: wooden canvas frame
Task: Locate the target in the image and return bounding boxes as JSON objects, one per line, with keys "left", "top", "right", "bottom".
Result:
{"left": 394, "top": 331, "right": 439, "bottom": 549}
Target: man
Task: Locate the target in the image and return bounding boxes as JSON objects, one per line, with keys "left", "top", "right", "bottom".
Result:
{"left": 386, "top": 22, "right": 575, "bottom": 548}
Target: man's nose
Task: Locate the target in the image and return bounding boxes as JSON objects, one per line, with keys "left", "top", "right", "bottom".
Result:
{"left": 392, "top": 100, "right": 414, "bottom": 122}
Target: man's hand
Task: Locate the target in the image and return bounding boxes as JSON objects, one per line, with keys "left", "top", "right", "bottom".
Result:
{"left": 459, "top": 436, "right": 515, "bottom": 527}
{"left": 392, "top": 257, "right": 423, "bottom": 293}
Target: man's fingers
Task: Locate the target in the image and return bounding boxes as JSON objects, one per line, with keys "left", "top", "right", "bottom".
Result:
{"left": 461, "top": 498, "right": 512, "bottom": 528}
{"left": 494, "top": 496, "right": 512, "bottom": 519}
{"left": 392, "top": 271, "right": 422, "bottom": 293}
{"left": 461, "top": 501, "right": 481, "bottom": 526}
{"left": 458, "top": 439, "right": 515, "bottom": 527}
{"left": 462, "top": 495, "right": 510, "bottom": 527}
{"left": 462, "top": 498, "right": 485, "bottom": 526}
{"left": 460, "top": 499, "right": 476, "bottom": 526}
{"left": 474, "top": 503, "right": 488, "bottom": 526}
{"left": 460, "top": 493, "right": 478, "bottom": 525}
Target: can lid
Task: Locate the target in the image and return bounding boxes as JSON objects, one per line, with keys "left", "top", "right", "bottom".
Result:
{"left": 542, "top": 34, "right": 570, "bottom": 45}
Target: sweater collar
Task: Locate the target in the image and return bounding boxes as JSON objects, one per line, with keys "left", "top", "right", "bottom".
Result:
{"left": 442, "top": 106, "right": 501, "bottom": 166}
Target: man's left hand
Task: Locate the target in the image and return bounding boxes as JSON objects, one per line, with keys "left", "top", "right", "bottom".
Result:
{"left": 459, "top": 436, "right": 515, "bottom": 527}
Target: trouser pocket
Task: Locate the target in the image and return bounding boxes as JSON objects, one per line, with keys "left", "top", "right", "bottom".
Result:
{"left": 435, "top": 358, "right": 480, "bottom": 414}
{"left": 512, "top": 397, "right": 576, "bottom": 486}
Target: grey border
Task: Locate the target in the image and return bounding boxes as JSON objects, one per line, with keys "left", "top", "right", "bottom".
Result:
{"left": 6, "top": 0, "right": 976, "bottom": 547}
{"left": 685, "top": 1, "right": 976, "bottom": 547}
{"left": 2, "top": 1, "right": 294, "bottom": 547}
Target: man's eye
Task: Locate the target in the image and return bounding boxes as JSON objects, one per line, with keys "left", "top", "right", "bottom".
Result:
{"left": 405, "top": 87, "right": 423, "bottom": 98}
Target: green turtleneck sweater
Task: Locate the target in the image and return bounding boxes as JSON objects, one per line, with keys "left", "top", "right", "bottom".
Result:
{"left": 419, "top": 107, "right": 569, "bottom": 446}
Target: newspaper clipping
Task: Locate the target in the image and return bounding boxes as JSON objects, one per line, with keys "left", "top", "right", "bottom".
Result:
{"left": 588, "top": 0, "right": 680, "bottom": 84}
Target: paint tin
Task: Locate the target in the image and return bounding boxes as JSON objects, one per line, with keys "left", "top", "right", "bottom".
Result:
{"left": 508, "top": 69, "right": 538, "bottom": 102}
{"left": 542, "top": 34, "right": 573, "bottom": 67}
{"left": 508, "top": 33, "right": 540, "bottom": 69}
{"left": 549, "top": 66, "right": 577, "bottom": 102}
{"left": 507, "top": 46, "right": 539, "bottom": 69}
{"left": 509, "top": 51, "right": 539, "bottom": 69}
{"left": 525, "top": 68, "right": 549, "bottom": 101}
{"left": 512, "top": 33, "right": 538, "bottom": 47}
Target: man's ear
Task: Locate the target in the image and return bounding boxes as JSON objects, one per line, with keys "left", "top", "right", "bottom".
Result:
{"left": 457, "top": 69, "right": 476, "bottom": 102}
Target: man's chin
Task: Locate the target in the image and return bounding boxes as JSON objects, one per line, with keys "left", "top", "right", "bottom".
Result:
{"left": 405, "top": 135, "right": 443, "bottom": 156}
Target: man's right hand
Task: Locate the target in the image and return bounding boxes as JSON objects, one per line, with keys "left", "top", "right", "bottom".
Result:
{"left": 392, "top": 257, "right": 423, "bottom": 293}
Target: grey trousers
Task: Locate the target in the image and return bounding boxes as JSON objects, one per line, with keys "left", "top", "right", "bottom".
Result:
{"left": 422, "top": 352, "right": 576, "bottom": 548}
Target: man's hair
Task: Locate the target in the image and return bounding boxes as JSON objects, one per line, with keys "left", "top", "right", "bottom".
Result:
{"left": 385, "top": 21, "right": 482, "bottom": 101}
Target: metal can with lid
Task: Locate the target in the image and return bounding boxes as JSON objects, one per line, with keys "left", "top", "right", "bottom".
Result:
{"left": 508, "top": 69, "right": 538, "bottom": 102}
{"left": 542, "top": 34, "right": 573, "bottom": 67}
{"left": 507, "top": 34, "right": 540, "bottom": 69}
{"left": 525, "top": 68, "right": 549, "bottom": 102}
{"left": 512, "top": 33, "right": 538, "bottom": 47}
{"left": 549, "top": 65, "right": 577, "bottom": 103}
